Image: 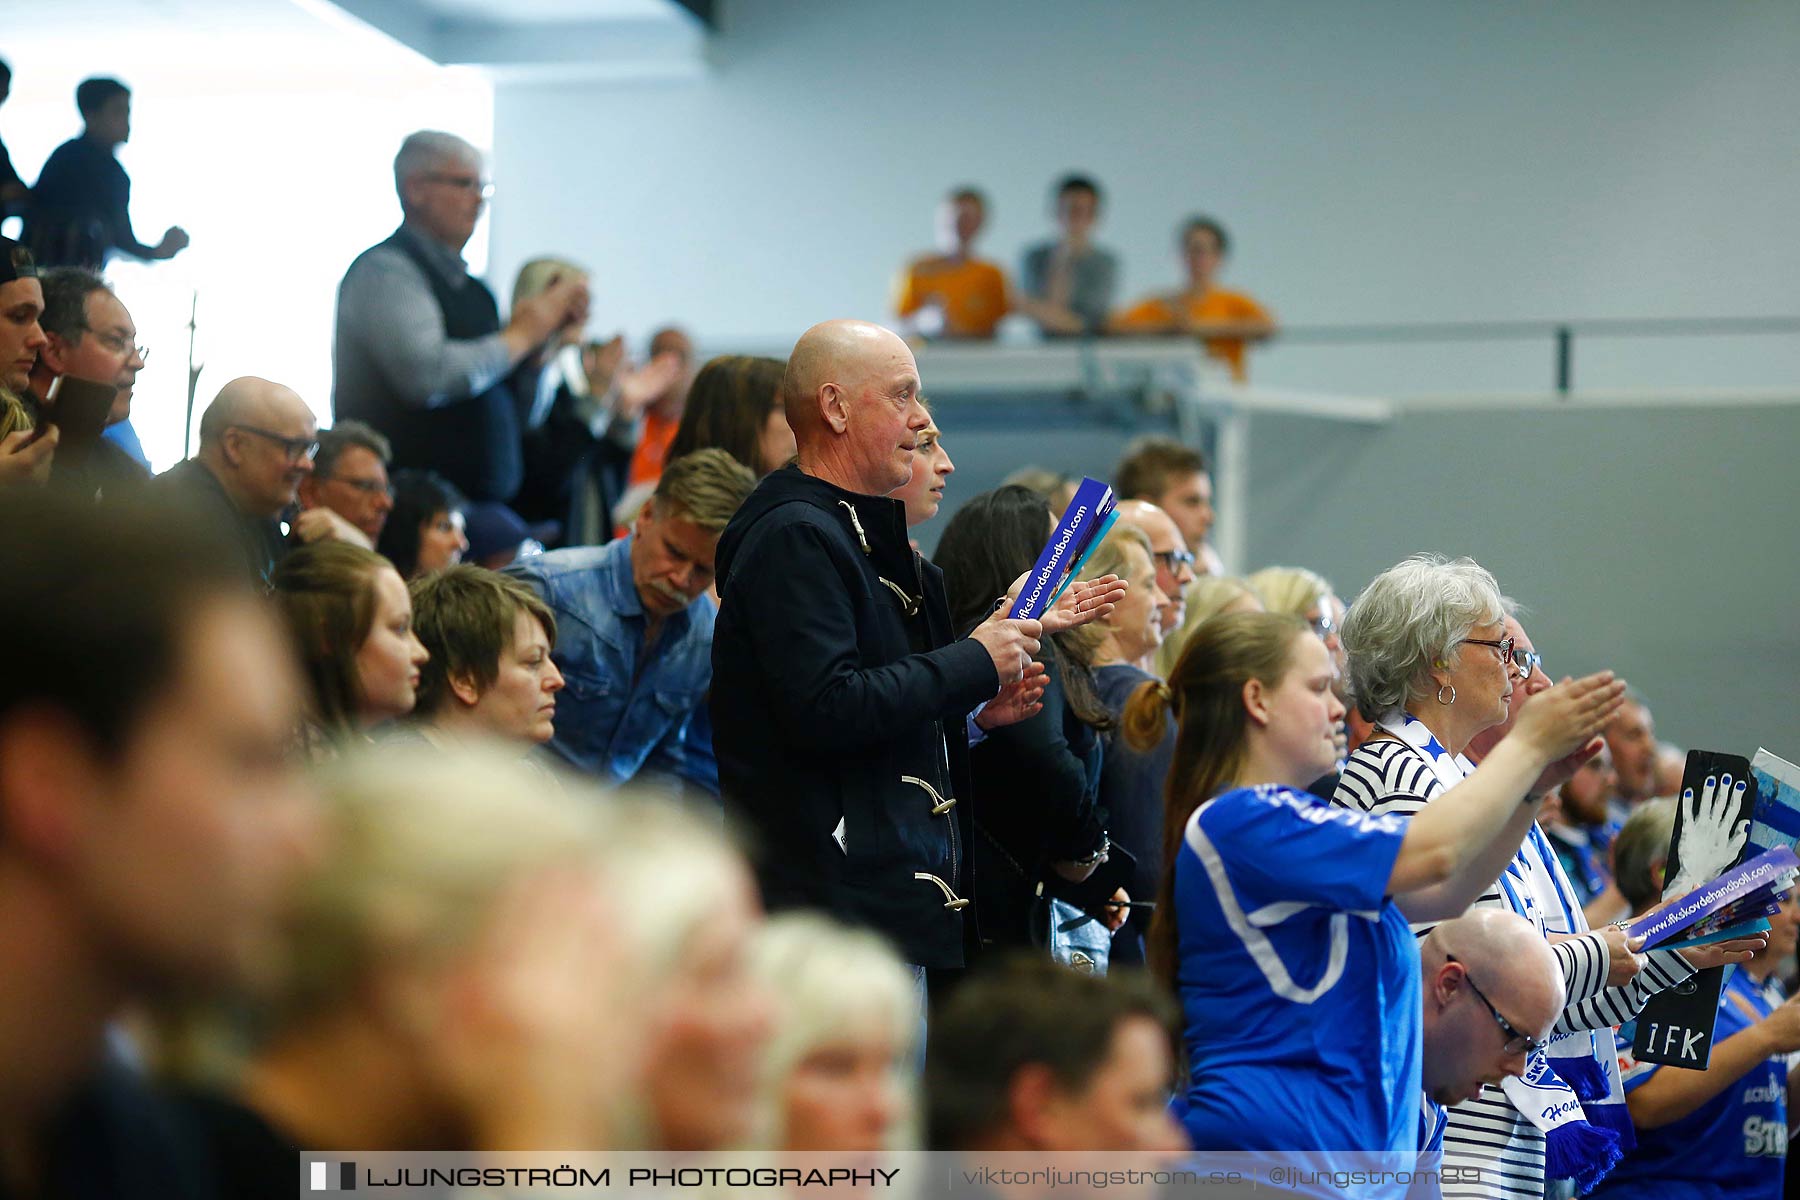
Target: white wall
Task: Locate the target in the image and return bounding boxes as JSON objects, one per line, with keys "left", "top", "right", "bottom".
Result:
{"left": 490, "top": 0, "right": 1800, "bottom": 393}
{"left": 4, "top": 17, "right": 489, "bottom": 470}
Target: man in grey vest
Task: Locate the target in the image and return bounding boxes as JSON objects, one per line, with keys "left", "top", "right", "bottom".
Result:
{"left": 332, "top": 131, "right": 586, "bottom": 505}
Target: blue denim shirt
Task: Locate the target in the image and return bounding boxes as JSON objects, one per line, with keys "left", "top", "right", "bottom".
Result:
{"left": 506, "top": 537, "right": 715, "bottom": 790}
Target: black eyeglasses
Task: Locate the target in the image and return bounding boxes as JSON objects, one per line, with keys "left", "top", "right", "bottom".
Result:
{"left": 1309, "top": 610, "right": 1336, "bottom": 639}
{"left": 1512, "top": 649, "right": 1544, "bottom": 682}
{"left": 1152, "top": 547, "right": 1196, "bottom": 575}
{"left": 232, "top": 425, "right": 319, "bottom": 462}
{"left": 1461, "top": 635, "right": 1516, "bottom": 669}
{"left": 1446, "top": 954, "right": 1542, "bottom": 1055}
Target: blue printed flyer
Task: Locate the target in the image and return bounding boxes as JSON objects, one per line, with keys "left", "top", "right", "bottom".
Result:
{"left": 1009, "top": 477, "right": 1116, "bottom": 621}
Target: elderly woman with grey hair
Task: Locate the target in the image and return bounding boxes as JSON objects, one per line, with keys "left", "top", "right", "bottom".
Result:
{"left": 1332, "top": 554, "right": 1762, "bottom": 1199}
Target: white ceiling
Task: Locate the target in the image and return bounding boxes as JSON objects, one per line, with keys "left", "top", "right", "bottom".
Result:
{"left": 8, "top": 0, "right": 709, "bottom": 81}
{"left": 6, "top": 0, "right": 435, "bottom": 73}
{"left": 414, "top": 0, "right": 681, "bottom": 25}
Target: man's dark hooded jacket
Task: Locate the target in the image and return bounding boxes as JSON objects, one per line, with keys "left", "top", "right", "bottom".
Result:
{"left": 711, "top": 464, "right": 998, "bottom": 968}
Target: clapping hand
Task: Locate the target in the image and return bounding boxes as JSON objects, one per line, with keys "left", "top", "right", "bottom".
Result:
{"left": 1001, "top": 570, "right": 1128, "bottom": 635}
{"left": 974, "top": 661, "right": 1049, "bottom": 731}
{"left": 614, "top": 350, "right": 686, "bottom": 421}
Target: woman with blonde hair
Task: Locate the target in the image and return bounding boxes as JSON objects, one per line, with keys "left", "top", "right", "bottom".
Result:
{"left": 1153, "top": 573, "right": 1260, "bottom": 678}
{"left": 170, "top": 744, "right": 773, "bottom": 1191}
{"left": 1120, "top": 607, "right": 1623, "bottom": 1166}
{"left": 747, "top": 914, "right": 918, "bottom": 1152}
{"left": 0, "top": 388, "right": 52, "bottom": 487}
{"left": 1246, "top": 565, "right": 1333, "bottom": 630}
{"left": 167, "top": 746, "right": 638, "bottom": 1189}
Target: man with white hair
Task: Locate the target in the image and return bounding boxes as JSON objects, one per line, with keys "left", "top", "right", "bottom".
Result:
{"left": 332, "top": 130, "right": 587, "bottom": 506}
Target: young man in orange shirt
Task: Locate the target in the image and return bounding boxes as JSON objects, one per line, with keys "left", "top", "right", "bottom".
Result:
{"left": 894, "top": 187, "right": 1009, "bottom": 340}
{"left": 1110, "top": 215, "right": 1276, "bottom": 380}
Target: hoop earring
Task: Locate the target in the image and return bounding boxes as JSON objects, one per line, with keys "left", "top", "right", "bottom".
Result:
{"left": 1436, "top": 684, "right": 1456, "bottom": 705}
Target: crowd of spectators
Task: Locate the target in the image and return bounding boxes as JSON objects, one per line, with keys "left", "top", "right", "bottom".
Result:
{"left": 2, "top": 70, "right": 1793, "bottom": 1200}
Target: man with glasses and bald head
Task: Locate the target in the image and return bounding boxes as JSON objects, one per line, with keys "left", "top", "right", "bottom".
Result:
{"left": 154, "top": 376, "right": 318, "bottom": 586}
{"left": 333, "top": 130, "right": 589, "bottom": 510}
{"left": 1418, "top": 909, "right": 1565, "bottom": 1152}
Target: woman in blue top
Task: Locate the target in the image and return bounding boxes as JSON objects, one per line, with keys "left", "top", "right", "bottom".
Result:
{"left": 1119, "top": 611, "right": 1622, "bottom": 1183}
{"left": 1591, "top": 801, "right": 1800, "bottom": 1200}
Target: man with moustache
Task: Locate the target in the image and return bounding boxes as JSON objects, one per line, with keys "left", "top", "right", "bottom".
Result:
{"left": 26, "top": 267, "right": 149, "bottom": 502}
{"left": 507, "top": 449, "right": 755, "bottom": 791}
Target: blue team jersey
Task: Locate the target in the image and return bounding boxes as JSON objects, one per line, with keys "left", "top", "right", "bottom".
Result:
{"left": 1172, "top": 785, "right": 1419, "bottom": 1192}
{"left": 1589, "top": 969, "right": 1789, "bottom": 1200}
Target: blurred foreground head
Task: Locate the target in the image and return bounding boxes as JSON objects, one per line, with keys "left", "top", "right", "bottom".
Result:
{"left": 0, "top": 491, "right": 316, "bottom": 994}
{"left": 234, "top": 745, "right": 770, "bottom": 1151}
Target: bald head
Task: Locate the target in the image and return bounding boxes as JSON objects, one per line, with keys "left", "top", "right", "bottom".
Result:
{"left": 1420, "top": 909, "right": 1565, "bottom": 1106}
{"left": 199, "top": 377, "right": 308, "bottom": 445}
{"left": 1114, "top": 500, "right": 1182, "bottom": 554}
{"left": 196, "top": 377, "right": 318, "bottom": 518}
{"left": 1115, "top": 499, "right": 1192, "bottom": 635}
{"left": 782, "top": 319, "right": 928, "bottom": 497}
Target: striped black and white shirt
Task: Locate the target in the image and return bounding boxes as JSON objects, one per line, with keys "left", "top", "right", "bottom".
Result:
{"left": 1335, "top": 738, "right": 1694, "bottom": 1200}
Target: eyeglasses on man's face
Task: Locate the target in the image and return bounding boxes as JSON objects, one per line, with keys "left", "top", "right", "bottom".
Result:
{"left": 1446, "top": 954, "right": 1543, "bottom": 1055}
{"left": 1511, "top": 649, "right": 1544, "bottom": 682}
{"left": 424, "top": 172, "right": 494, "bottom": 200}
{"left": 323, "top": 474, "right": 393, "bottom": 498}
{"left": 232, "top": 425, "right": 319, "bottom": 463}
{"left": 86, "top": 328, "right": 148, "bottom": 362}
{"left": 1461, "top": 635, "right": 1516, "bottom": 670}
{"left": 1152, "top": 547, "right": 1196, "bottom": 575}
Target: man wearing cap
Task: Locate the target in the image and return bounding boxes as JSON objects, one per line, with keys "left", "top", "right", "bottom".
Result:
{"left": 465, "top": 502, "right": 554, "bottom": 570}
{"left": 0, "top": 236, "right": 56, "bottom": 487}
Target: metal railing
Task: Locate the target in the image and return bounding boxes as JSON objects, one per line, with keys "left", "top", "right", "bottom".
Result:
{"left": 1275, "top": 316, "right": 1800, "bottom": 394}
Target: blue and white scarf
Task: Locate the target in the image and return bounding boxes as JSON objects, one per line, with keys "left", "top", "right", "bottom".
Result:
{"left": 1381, "top": 712, "right": 1628, "bottom": 1193}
